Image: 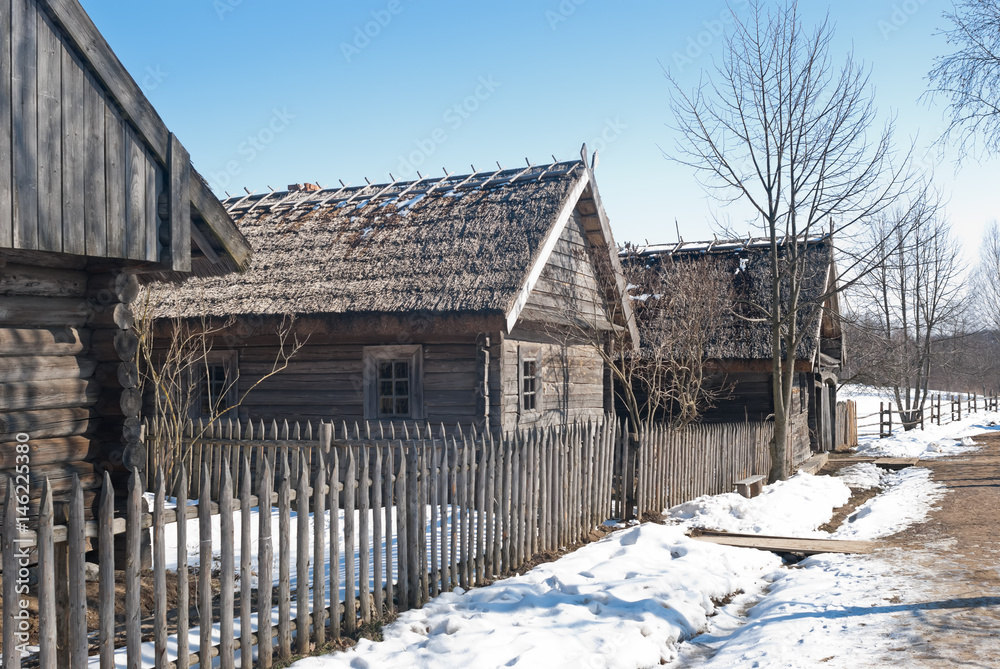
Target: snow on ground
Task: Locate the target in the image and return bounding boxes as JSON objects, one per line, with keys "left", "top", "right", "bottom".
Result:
{"left": 291, "top": 453, "right": 949, "bottom": 668}
{"left": 674, "top": 465, "right": 947, "bottom": 668}
{"left": 666, "top": 473, "right": 850, "bottom": 537}
{"left": 291, "top": 466, "right": 916, "bottom": 669}
{"left": 294, "top": 527, "right": 783, "bottom": 669}
{"left": 831, "top": 467, "right": 945, "bottom": 541}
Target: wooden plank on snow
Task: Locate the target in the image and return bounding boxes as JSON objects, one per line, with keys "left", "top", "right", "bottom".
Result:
{"left": 690, "top": 530, "right": 874, "bottom": 555}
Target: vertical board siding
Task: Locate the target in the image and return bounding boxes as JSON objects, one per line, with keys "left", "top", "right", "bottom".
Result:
{"left": 11, "top": 0, "right": 38, "bottom": 249}
{"left": 83, "top": 70, "right": 106, "bottom": 256}
{"left": 124, "top": 127, "right": 145, "bottom": 259}
{"left": 2, "top": 0, "right": 167, "bottom": 259}
{"left": 104, "top": 107, "right": 125, "bottom": 257}
{"left": 0, "top": 0, "right": 13, "bottom": 247}
{"left": 60, "top": 46, "right": 85, "bottom": 254}
{"left": 35, "top": 9, "right": 61, "bottom": 253}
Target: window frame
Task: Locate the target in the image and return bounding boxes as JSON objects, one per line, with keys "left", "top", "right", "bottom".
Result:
{"left": 363, "top": 345, "right": 424, "bottom": 421}
{"left": 191, "top": 350, "right": 239, "bottom": 420}
{"left": 517, "top": 345, "right": 542, "bottom": 419}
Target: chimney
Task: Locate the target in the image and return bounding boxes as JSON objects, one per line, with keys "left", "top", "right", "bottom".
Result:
{"left": 288, "top": 183, "right": 321, "bottom": 193}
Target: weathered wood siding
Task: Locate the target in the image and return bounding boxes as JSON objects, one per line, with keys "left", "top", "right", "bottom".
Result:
{"left": 518, "top": 211, "right": 612, "bottom": 331}
{"left": 495, "top": 334, "right": 606, "bottom": 433}
{"left": 0, "top": 0, "right": 165, "bottom": 261}
{"left": 492, "top": 211, "right": 614, "bottom": 433}
{"left": 190, "top": 334, "right": 484, "bottom": 426}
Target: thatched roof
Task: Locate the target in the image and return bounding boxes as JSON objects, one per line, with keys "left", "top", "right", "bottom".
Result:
{"left": 155, "top": 158, "right": 635, "bottom": 337}
{"left": 624, "top": 237, "right": 837, "bottom": 363}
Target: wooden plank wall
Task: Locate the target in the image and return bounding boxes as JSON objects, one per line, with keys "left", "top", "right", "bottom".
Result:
{"left": 0, "top": 0, "right": 164, "bottom": 261}
{"left": 517, "top": 211, "right": 612, "bottom": 330}
{"left": 207, "top": 335, "right": 484, "bottom": 426}
{"left": 497, "top": 334, "right": 606, "bottom": 434}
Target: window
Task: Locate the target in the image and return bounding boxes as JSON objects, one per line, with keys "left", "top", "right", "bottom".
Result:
{"left": 521, "top": 359, "right": 538, "bottom": 411}
{"left": 192, "top": 352, "right": 238, "bottom": 419}
{"left": 363, "top": 345, "right": 423, "bottom": 420}
{"left": 378, "top": 360, "right": 411, "bottom": 417}
{"left": 518, "top": 345, "right": 541, "bottom": 417}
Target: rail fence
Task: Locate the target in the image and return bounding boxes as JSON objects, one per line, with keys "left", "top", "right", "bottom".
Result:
{"left": 855, "top": 393, "right": 999, "bottom": 438}
{"left": 2, "top": 415, "right": 783, "bottom": 668}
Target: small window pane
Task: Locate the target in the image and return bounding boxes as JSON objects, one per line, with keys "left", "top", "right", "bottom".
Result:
{"left": 380, "top": 380, "right": 393, "bottom": 396}
{"left": 396, "top": 380, "right": 409, "bottom": 395}
{"left": 379, "top": 362, "right": 393, "bottom": 379}
{"left": 394, "top": 361, "right": 409, "bottom": 378}
{"left": 380, "top": 397, "right": 394, "bottom": 414}
{"left": 396, "top": 397, "right": 409, "bottom": 415}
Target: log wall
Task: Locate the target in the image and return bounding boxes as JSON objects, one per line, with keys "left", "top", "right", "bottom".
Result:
{"left": 0, "top": 253, "right": 137, "bottom": 514}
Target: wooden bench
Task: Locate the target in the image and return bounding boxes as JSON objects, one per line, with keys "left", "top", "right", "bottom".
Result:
{"left": 734, "top": 474, "right": 766, "bottom": 499}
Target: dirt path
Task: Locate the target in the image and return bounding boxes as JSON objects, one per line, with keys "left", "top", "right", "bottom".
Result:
{"left": 867, "top": 431, "right": 1000, "bottom": 667}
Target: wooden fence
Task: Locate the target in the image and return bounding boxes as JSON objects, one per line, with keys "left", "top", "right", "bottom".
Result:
{"left": 865, "top": 393, "right": 999, "bottom": 438}
{"left": 628, "top": 421, "right": 774, "bottom": 516}
{"left": 2, "top": 417, "right": 620, "bottom": 669}
{"left": 0, "top": 414, "right": 796, "bottom": 668}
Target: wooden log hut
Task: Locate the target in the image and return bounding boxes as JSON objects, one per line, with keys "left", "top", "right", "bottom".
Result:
{"left": 623, "top": 237, "right": 845, "bottom": 464}
{"left": 0, "top": 0, "right": 251, "bottom": 514}
{"left": 153, "top": 148, "right": 638, "bottom": 434}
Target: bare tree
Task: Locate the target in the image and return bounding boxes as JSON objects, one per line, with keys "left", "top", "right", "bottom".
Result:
{"left": 974, "top": 220, "right": 1000, "bottom": 334}
{"left": 618, "top": 247, "right": 735, "bottom": 427}
{"left": 134, "top": 285, "right": 306, "bottom": 485}
{"left": 848, "top": 187, "right": 967, "bottom": 430}
{"left": 668, "top": 1, "right": 910, "bottom": 480}
{"left": 927, "top": 0, "right": 1000, "bottom": 158}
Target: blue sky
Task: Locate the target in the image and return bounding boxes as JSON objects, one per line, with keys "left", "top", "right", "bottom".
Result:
{"left": 83, "top": 0, "right": 997, "bottom": 255}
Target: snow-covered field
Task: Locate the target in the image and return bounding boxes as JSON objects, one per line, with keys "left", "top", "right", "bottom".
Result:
{"left": 840, "top": 384, "right": 1000, "bottom": 459}
{"left": 293, "top": 463, "right": 945, "bottom": 668}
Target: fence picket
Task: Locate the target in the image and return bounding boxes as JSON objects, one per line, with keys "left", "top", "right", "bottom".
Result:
{"left": 126, "top": 469, "right": 142, "bottom": 669}
{"left": 199, "top": 463, "right": 213, "bottom": 668}
{"left": 277, "top": 450, "right": 292, "bottom": 659}
{"left": 344, "top": 446, "right": 358, "bottom": 633}
{"left": 383, "top": 445, "right": 395, "bottom": 614}
{"left": 296, "top": 449, "right": 310, "bottom": 654}
{"left": 328, "top": 445, "right": 341, "bottom": 641}
{"left": 396, "top": 442, "right": 409, "bottom": 611}
{"left": 175, "top": 467, "right": 190, "bottom": 669}
{"left": 219, "top": 465, "right": 236, "bottom": 669}
{"left": 373, "top": 445, "right": 385, "bottom": 617}
{"left": 359, "top": 446, "right": 372, "bottom": 622}
{"left": 38, "top": 480, "right": 56, "bottom": 669}
{"left": 240, "top": 453, "right": 254, "bottom": 664}
{"left": 152, "top": 470, "right": 167, "bottom": 669}
{"left": 258, "top": 454, "right": 275, "bottom": 667}
{"left": 313, "top": 448, "right": 327, "bottom": 647}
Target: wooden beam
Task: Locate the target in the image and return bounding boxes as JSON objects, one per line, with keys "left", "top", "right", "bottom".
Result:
{"left": 167, "top": 134, "right": 191, "bottom": 272}
{"left": 190, "top": 174, "right": 251, "bottom": 269}
{"left": 691, "top": 531, "right": 874, "bottom": 555}
{"left": 0, "top": 0, "right": 12, "bottom": 248}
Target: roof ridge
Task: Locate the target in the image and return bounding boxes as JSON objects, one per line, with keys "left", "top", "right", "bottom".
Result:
{"left": 627, "top": 233, "right": 832, "bottom": 257}
{"left": 222, "top": 159, "right": 586, "bottom": 220}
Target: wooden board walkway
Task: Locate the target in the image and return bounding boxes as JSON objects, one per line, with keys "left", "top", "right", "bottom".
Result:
{"left": 797, "top": 452, "right": 830, "bottom": 475}
{"left": 833, "top": 457, "right": 920, "bottom": 471}
{"left": 690, "top": 530, "right": 875, "bottom": 555}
